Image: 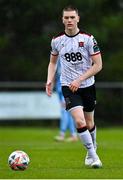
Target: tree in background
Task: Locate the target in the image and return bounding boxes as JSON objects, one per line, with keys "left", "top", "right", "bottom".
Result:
{"left": 0, "top": 0, "right": 123, "bottom": 81}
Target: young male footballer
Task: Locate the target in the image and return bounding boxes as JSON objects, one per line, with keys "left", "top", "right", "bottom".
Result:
{"left": 46, "top": 5, "right": 102, "bottom": 168}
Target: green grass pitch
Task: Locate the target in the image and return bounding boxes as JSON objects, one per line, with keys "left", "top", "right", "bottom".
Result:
{"left": 0, "top": 126, "right": 123, "bottom": 179}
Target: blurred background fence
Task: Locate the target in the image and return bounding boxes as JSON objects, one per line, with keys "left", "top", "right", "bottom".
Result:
{"left": 0, "top": 81, "right": 122, "bottom": 127}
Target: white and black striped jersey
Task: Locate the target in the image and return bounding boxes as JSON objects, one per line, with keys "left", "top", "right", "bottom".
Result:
{"left": 51, "top": 30, "right": 101, "bottom": 88}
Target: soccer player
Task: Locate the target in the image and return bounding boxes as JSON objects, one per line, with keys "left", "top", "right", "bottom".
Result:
{"left": 46, "top": 5, "right": 102, "bottom": 168}
{"left": 55, "top": 60, "right": 78, "bottom": 142}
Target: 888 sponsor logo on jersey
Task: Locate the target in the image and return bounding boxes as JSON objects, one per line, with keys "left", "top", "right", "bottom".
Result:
{"left": 64, "top": 52, "right": 83, "bottom": 63}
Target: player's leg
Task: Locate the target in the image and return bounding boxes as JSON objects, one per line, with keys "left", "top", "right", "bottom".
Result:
{"left": 70, "top": 106, "right": 100, "bottom": 165}
{"left": 82, "top": 85, "right": 97, "bottom": 148}
{"left": 55, "top": 83, "right": 68, "bottom": 141}
{"left": 84, "top": 111, "right": 97, "bottom": 165}
{"left": 62, "top": 86, "right": 96, "bottom": 154}
{"left": 62, "top": 86, "right": 102, "bottom": 168}
{"left": 54, "top": 107, "right": 68, "bottom": 141}
{"left": 65, "top": 111, "right": 78, "bottom": 142}
{"left": 84, "top": 111, "right": 97, "bottom": 149}
{"left": 82, "top": 85, "right": 101, "bottom": 167}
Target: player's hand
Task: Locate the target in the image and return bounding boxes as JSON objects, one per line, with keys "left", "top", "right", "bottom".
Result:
{"left": 46, "top": 81, "right": 53, "bottom": 97}
{"left": 69, "top": 78, "right": 81, "bottom": 92}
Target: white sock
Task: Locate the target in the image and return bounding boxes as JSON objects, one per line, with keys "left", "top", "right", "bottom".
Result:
{"left": 78, "top": 128, "right": 98, "bottom": 161}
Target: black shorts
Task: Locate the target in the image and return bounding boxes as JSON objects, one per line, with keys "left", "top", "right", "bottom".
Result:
{"left": 62, "top": 84, "right": 96, "bottom": 112}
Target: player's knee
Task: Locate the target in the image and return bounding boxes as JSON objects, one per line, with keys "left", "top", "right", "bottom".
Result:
{"left": 75, "top": 118, "right": 86, "bottom": 128}
{"left": 86, "top": 122, "right": 94, "bottom": 130}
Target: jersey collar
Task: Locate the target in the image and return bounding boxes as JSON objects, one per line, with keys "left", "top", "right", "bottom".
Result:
{"left": 65, "top": 30, "right": 80, "bottom": 38}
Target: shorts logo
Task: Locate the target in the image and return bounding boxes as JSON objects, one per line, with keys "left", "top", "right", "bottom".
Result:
{"left": 65, "top": 97, "right": 71, "bottom": 106}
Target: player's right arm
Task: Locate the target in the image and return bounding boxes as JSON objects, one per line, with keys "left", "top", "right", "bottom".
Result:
{"left": 46, "top": 54, "right": 58, "bottom": 96}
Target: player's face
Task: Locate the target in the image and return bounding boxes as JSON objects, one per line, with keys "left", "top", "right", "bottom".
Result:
{"left": 62, "top": 11, "right": 80, "bottom": 31}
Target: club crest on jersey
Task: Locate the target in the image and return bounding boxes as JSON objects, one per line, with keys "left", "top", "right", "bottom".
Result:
{"left": 78, "top": 42, "right": 84, "bottom": 47}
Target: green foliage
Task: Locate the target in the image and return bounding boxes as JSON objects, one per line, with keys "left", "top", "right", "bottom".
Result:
{"left": 101, "top": 52, "right": 123, "bottom": 81}
{"left": 0, "top": 0, "right": 123, "bottom": 81}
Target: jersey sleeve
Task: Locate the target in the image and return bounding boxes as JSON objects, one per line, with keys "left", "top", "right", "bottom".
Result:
{"left": 51, "top": 38, "right": 59, "bottom": 56}
{"left": 88, "top": 35, "right": 100, "bottom": 56}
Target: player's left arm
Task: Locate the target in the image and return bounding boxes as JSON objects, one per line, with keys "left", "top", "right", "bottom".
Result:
{"left": 69, "top": 53, "right": 102, "bottom": 92}
{"left": 79, "top": 53, "right": 102, "bottom": 81}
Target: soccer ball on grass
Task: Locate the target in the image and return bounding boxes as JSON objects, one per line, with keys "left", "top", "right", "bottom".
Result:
{"left": 8, "top": 150, "right": 30, "bottom": 170}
